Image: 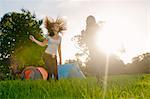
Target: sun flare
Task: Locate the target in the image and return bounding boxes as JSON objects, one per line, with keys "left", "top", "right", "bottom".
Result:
{"left": 95, "top": 29, "right": 123, "bottom": 55}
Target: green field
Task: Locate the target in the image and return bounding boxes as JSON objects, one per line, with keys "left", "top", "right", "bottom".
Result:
{"left": 0, "top": 74, "right": 150, "bottom": 99}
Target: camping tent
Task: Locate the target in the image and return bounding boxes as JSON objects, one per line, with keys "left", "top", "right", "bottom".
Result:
{"left": 21, "top": 64, "right": 85, "bottom": 80}
{"left": 21, "top": 66, "right": 48, "bottom": 80}
{"left": 58, "top": 64, "right": 86, "bottom": 79}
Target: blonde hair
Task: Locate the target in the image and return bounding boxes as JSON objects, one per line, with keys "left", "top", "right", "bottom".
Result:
{"left": 44, "top": 16, "right": 67, "bottom": 34}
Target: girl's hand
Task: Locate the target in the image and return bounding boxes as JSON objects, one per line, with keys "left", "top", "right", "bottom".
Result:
{"left": 59, "top": 59, "right": 62, "bottom": 65}
{"left": 29, "top": 35, "right": 35, "bottom": 41}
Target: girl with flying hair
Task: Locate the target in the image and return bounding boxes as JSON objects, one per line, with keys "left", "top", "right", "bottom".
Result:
{"left": 29, "top": 16, "right": 67, "bottom": 80}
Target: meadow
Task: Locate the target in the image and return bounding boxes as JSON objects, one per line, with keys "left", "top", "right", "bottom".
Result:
{"left": 0, "top": 74, "right": 150, "bottom": 99}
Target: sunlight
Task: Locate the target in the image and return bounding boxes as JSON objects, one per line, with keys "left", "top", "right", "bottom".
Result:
{"left": 94, "top": 21, "right": 132, "bottom": 65}
{"left": 95, "top": 25, "right": 123, "bottom": 55}
{"left": 102, "top": 53, "right": 109, "bottom": 99}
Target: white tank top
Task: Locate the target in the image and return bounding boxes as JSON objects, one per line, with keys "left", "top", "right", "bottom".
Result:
{"left": 45, "top": 35, "right": 62, "bottom": 56}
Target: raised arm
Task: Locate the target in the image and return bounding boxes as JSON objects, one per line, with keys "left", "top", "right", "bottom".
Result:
{"left": 29, "top": 35, "right": 48, "bottom": 47}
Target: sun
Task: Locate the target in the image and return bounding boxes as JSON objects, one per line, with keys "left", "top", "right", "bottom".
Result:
{"left": 95, "top": 32, "right": 120, "bottom": 54}
{"left": 94, "top": 23, "right": 131, "bottom": 64}
{"left": 95, "top": 24, "right": 124, "bottom": 55}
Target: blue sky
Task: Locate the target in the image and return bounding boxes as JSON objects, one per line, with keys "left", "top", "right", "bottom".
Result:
{"left": 0, "top": 0, "right": 150, "bottom": 63}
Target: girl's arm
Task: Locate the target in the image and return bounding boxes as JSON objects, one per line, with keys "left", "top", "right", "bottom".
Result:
{"left": 29, "top": 35, "right": 48, "bottom": 47}
{"left": 58, "top": 43, "right": 62, "bottom": 65}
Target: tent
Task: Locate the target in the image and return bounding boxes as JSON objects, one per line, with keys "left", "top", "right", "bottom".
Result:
{"left": 58, "top": 64, "right": 86, "bottom": 79}
{"left": 21, "top": 64, "right": 86, "bottom": 80}
{"left": 21, "top": 66, "right": 48, "bottom": 80}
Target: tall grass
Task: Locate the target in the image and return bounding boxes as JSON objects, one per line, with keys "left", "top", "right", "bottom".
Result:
{"left": 0, "top": 74, "right": 150, "bottom": 99}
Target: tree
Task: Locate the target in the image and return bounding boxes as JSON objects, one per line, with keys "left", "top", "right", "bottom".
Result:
{"left": 0, "top": 9, "right": 43, "bottom": 80}
{"left": 125, "top": 53, "right": 150, "bottom": 74}
{"left": 131, "top": 52, "right": 150, "bottom": 68}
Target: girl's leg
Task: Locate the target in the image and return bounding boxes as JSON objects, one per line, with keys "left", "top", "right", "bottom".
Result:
{"left": 53, "top": 57, "right": 58, "bottom": 80}
{"left": 42, "top": 53, "right": 53, "bottom": 80}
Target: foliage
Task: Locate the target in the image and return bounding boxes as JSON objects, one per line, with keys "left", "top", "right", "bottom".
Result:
{"left": 132, "top": 52, "right": 150, "bottom": 65}
{"left": 125, "top": 52, "right": 150, "bottom": 74}
{"left": 0, "top": 9, "right": 43, "bottom": 80}
{"left": 0, "top": 74, "right": 150, "bottom": 98}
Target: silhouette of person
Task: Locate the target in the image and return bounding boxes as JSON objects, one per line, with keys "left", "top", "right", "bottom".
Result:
{"left": 81, "top": 15, "right": 106, "bottom": 75}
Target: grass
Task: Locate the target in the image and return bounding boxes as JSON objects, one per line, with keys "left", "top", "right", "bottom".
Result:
{"left": 0, "top": 74, "right": 150, "bottom": 99}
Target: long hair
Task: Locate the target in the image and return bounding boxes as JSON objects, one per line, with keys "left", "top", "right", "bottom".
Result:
{"left": 86, "top": 15, "right": 96, "bottom": 28}
{"left": 44, "top": 16, "right": 67, "bottom": 37}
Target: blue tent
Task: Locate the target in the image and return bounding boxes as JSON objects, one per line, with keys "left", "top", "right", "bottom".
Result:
{"left": 58, "top": 64, "right": 86, "bottom": 79}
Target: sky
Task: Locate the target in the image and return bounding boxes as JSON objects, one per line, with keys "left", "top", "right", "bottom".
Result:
{"left": 0, "top": 0, "right": 150, "bottom": 64}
